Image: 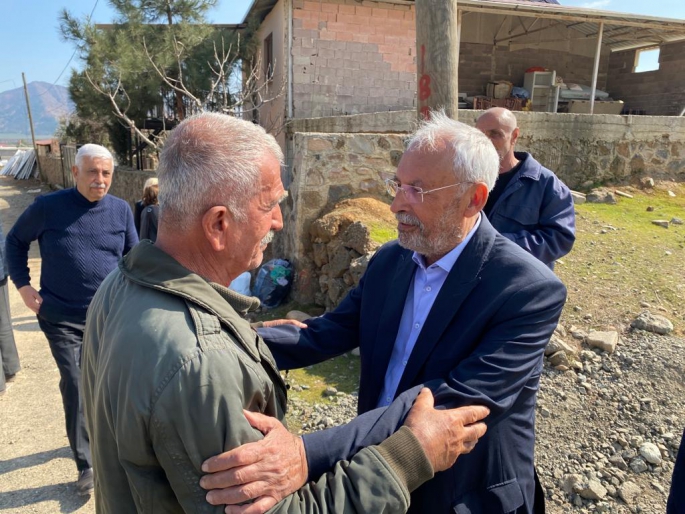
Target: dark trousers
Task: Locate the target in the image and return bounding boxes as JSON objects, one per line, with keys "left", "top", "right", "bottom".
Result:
{"left": 0, "top": 278, "right": 20, "bottom": 391}
{"left": 37, "top": 316, "right": 92, "bottom": 472}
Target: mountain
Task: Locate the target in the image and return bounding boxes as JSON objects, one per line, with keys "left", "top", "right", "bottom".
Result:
{"left": 0, "top": 82, "right": 75, "bottom": 138}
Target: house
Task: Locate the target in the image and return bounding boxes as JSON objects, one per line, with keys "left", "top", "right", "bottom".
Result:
{"left": 243, "top": 0, "right": 685, "bottom": 146}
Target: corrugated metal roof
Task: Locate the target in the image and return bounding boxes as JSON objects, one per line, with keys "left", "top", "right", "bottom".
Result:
{"left": 243, "top": 0, "right": 685, "bottom": 52}
{"left": 459, "top": 0, "right": 685, "bottom": 50}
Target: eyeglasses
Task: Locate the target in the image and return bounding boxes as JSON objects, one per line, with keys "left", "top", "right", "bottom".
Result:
{"left": 384, "top": 178, "right": 472, "bottom": 204}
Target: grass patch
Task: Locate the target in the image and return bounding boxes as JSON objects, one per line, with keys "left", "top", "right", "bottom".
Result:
{"left": 557, "top": 183, "right": 685, "bottom": 335}
{"left": 368, "top": 221, "right": 397, "bottom": 245}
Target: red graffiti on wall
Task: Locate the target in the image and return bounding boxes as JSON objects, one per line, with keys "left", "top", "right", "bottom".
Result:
{"left": 418, "top": 44, "right": 432, "bottom": 120}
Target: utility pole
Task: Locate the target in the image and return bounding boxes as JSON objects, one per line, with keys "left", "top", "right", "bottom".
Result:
{"left": 22, "top": 73, "right": 44, "bottom": 180}
{"left": 415, "top": 0, "right": 460, "bottom": 120}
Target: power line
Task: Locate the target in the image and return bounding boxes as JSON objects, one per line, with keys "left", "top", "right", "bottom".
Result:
{"left": 33, "top": 0, "right": 100, "bottom": 99}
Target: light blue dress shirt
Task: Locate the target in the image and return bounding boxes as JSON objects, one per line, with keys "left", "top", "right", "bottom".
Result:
{"left": 377, "top": 214, "right": 482, "bottom": 407}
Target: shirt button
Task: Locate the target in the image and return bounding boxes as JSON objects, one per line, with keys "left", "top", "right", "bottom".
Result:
{"left": 425, "top": 286, "right": 432, "bottom": 292}
{"left": 386, "top": 397, "right": 392, "bottom": 403}
{"left": 402, "top": 360, "right": 408, "bottom": 366}
{"left": 414, "top": 323, "right": 420, "bottom": 329}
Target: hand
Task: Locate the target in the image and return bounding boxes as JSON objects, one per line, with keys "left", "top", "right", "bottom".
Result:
{"left": 260, "top": 319, "right": 308, "bottom": 329}
{"left": 403, "top": 388, "right": 489, "bottom": 472}
{"left": 18, "top": 285, "right": 42, "bottom": 314}
{"left": 200, "top": 410, "right": 308, "bottom": 514}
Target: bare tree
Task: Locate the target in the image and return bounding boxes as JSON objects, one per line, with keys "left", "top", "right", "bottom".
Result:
{"left": 86, "top": 32, "right": 287, "bottom": 151}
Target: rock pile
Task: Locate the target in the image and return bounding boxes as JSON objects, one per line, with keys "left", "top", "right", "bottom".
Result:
{"left": 308, "top": 197, "right": 395, "bottom": 309}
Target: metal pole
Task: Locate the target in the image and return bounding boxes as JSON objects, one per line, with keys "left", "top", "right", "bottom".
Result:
{"left": 416, "top": 0, "right": 460, "bottom": 120}
{"left": 22, "top": 73, "right": 44, "bottom": 180}
{"left": 589, "top": 21, "right": 604, "bottom": 115}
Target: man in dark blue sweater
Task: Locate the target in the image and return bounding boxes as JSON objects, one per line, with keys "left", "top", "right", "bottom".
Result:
{"left": 5, "top": 144, "right": 138, "bottom": 496}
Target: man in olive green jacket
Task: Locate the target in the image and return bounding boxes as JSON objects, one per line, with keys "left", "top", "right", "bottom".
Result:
{"left": 82, "top": 113, "right": 489, "bottom": 513}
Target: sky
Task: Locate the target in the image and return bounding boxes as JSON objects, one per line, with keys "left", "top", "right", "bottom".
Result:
{"left": 0, "top": 0, "right": 684, "bottom": 94}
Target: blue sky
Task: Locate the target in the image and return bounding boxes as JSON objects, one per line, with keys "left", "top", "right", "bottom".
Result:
{"left": 0, "top": 0, "right": 683, "bottom": 94}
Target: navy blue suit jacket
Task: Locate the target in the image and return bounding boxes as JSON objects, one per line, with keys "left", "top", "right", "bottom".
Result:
{"left": 261, "top": 216, "right": 566, "bottom": 513}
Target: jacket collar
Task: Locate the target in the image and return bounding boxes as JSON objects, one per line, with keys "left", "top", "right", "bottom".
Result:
{"left": 119, "top": 241, "right": 261, "bottom": 323}
{"left": 513, "top": 152, "right": 541, "bottom": 181}
{"left": 368, "top": 217, "right": 498, "bottom": 404}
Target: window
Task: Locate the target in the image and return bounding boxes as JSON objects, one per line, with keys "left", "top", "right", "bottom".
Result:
{"left": 264, "top": 33, "right": 274, "bottom": 81}
{"left": 633, "top": 47, "right": 660, "bottom": 73}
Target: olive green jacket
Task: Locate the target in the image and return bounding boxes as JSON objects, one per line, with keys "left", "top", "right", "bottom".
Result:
{"left": 82, "top": 241, "right": 433, "bottom": 513}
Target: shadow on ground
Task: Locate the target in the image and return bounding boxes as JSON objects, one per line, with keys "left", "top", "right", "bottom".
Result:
{"left": 0, "top": 482, "right": 90, "bottom": 512}
{"left": 0, "top": 447, "right": 71, "bottom": 475}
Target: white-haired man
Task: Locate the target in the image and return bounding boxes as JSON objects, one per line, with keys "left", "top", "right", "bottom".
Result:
{"left": 202, "top": 113, "right": 567, "bottom": 514}
{"left": 6, "top": 144, "right": 138, "bottom": 495}
{"left": 81, "top": 112, "right": 490, "bottom": 513}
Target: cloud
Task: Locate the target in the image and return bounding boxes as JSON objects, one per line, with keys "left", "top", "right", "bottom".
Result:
{"left": 579, "top": 0, "right": 612, "bottom": 8}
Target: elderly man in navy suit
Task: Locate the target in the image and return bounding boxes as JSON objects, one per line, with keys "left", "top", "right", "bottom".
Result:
{"left": 201, "top": 112, "right": 567, "bottom": 514}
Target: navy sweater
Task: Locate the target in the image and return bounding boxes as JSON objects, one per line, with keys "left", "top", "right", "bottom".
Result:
{"left": 6, "top": 188, "right": 138, "bottom": 323}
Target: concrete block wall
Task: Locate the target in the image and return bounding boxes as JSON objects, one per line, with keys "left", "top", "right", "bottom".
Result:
{"left": 291, "top": 0, "right": 417, "bottom": 118}
{"left": 607, "top": 41, "right": 685, "bottom": 116}
{"left": 457, "top": 44, "right": 609, "bottom": 96}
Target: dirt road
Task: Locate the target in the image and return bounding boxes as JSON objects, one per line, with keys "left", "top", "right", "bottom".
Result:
{"left": 0, "top": 176, "right": 94, "bottom": 513}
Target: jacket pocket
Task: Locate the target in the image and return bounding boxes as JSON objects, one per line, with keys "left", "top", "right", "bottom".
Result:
{"left": 494, "top": 205, "right": 539, "bottom": 228}
{"left": 453, "top": 478, "right": 525, "bottom": 514}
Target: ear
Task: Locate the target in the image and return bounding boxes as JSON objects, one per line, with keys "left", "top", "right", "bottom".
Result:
{"left": 201, "top": 206, "right": 232, "bottom": 252}
{"left": 71, "top": 165, "right": 79, "bottom": 179}
{"left": 464, "top": 183, "right": 489, "bottom": 217}
{"left": 511, "top": 127, "right": 520, "bottom": 147}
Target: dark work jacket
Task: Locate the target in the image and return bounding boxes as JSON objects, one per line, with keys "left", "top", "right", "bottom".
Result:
{"left": 487, "top": 152, "right": 575, "bottom": 268}
{"left": 668, "top": 428, "right": 685, "bottom": 513}
{"left": 260, "top": 216, "right": 567, "bottom": 514}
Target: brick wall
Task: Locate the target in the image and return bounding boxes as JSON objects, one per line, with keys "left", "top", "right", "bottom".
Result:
{"left": 290, "top": 0, "right": 613, "bottom": 114}
{"left": 607, "top": 41, "right": 685, "bottom": 116}
{"left": 291, "top": 0, "right": 417, "bottom": 118}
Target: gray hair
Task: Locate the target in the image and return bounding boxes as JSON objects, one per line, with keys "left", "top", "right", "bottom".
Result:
{"left": 406, "top": 111, "right": 499, "bottom": 192}
{"left": 158, "top": 112, "right": 283, "bottom": 230}
{"left": 75, "top": 144, "right": 113, "bottom": 170}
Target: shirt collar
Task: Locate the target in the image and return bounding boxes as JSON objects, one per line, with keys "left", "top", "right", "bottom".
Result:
{"left": 412, "top": 213, "right": 482, "bottom": 272}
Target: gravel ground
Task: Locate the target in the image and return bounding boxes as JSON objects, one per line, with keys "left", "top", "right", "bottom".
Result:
{"left": 286, "top": 327, "right": 684, "bottom": 513}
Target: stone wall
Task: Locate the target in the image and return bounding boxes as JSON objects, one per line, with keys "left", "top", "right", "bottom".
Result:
{"left": 279, "top": 131, "right": 404, "bottom": 301}
{"left": 287, "top": 110, "right": 685, "bottom": 188}
{"left": 607, "top": 41, "right": 685, "bottom": 116}
{"left": 282, "top": 111, "right": 685, "bottom": 302}
{"left": 108, "top": 167, "right": 157, "bottom": 210}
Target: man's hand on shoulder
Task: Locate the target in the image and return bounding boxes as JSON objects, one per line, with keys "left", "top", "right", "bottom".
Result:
{"left": 405, "top": 388, "right": 489, "bottom": 472}
{"left": 18, "top": 285, "right": 42, "bottom": 314}
{"left": 200, "top": 410, "right": 308, "bottom": 514}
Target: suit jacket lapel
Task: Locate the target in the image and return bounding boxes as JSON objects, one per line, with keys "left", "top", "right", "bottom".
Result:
{"left": 395, "top": 217, "right": 497, "bottom": 396}
{"left": 368, "top": 250, "right": 416, "bottom": 406}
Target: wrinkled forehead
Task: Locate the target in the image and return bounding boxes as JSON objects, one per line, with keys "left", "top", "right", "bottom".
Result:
{"left": 476, "top": 113, "right": 517, "bottom": 135}
{"left": 397, "top": 145, "right": 454, "bottom": 185}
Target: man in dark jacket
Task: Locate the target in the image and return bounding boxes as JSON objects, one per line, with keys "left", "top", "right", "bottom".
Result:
{"left": 668, "top": 428, "right": 685, "bottom": 513}
{"left": 476, "top": 107, "right": 575, "bottom": 268}
{"left": 5, "top": 144, "right": 138, "bottom": 495}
